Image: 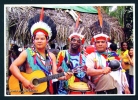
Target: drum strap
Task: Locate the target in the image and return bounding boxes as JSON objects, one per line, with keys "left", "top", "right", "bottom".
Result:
{"left": 93, "top": 74, "right": 104, "bottom": 84}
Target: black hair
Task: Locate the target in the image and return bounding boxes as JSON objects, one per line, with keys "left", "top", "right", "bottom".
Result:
{"left": 110, "top": 43, "right": 117, "bottom": 51}
{"left": 11, "top": 44, "right": 20, "bottom": 58}
{"left": 12, "top": 44, "right": 19, "bottom": 51}
{"left": 128, "top": 46, "right": 133, "bottom": 51}
{"left": 50, "top": 43, "right": 55, "bottom": 49}
{"left": 63, "top": 45, "right": 68, "bottom": 50}
{"left": 121, "top": 41, "right": 128, "bottom": 47}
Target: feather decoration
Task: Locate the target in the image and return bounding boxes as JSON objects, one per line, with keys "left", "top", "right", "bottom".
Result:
{"left": 57, "top": 52, "right": 64, "bottom": 67}
{"left": 75, "top": 12, "right": 80, "bottom": 32}
{"left": 98, "top": 6, "right": 103, "bottom": 29}
{"left": 39, "top": 7, "right": 44, "bottom": 21}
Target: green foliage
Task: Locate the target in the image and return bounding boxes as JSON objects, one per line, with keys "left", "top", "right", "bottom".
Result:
{"left": 124, "top": 6, "right": 133, "bottom": 46}
{"left": 102, "top": 6, "right": 112, "bottom": 14}
{"left": 102, "top": 6, "right": 125, "bottom": 27}
{"left": 110, "top": 6, "right": 125, "bottom": 27}
{"left": 102, "top": 6, "right": 133, "bottom": 46}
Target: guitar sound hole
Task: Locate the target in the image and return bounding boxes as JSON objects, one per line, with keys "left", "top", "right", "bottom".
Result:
{"left": 32, "top": 78, "right": 39, "bottom": 86}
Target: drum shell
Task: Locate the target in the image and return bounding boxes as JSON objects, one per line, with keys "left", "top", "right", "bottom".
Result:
{"left": 68, "top": 82, "right": 95, "bottom": 94}
{"left": 69, "top": 90, "right": 95, "bottom": 94}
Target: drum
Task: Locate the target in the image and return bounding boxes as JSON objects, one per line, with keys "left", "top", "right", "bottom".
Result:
{"left": 68, "top": 82, "right": 95, "bottom": 95}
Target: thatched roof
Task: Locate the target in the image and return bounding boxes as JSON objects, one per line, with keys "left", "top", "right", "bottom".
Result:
{"left": 6, "top": 6, "right": 124, "bottom": 47}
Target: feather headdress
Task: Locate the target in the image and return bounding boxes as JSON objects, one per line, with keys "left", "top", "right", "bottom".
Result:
{"left": 28, "top": 8, "right": 57, "bottom": 42}
{"left": 68, "top": 12, "right": 85, "bottom": 44}
{"left": 91, "top": 7, "right": 110, "bottom": 42}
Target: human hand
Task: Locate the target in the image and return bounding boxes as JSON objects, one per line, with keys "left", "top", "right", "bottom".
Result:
{"left": 126, "top": 54, "right": 131, "bottom": 61}
{"left": 22, "top": 79, "right": 35, "bottom": 90}
{"left": 64, "top": 72, "right": 73, "bottom": 80}
{"left": 124, "top": 87, "right": 131, "bottom": 94}
{"left": 103, "top": 67, "right": 111, "bottom": 74}
{"left": 125, "top": 54, "right": 129, "bottom": 58}
{"left": 87, "top": 80, "right": 95, "bottom": 91}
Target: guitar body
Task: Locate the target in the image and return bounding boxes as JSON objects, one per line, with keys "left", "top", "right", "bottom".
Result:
{"left": 9, "top": 70, "right": 47, "bottom": 95}
{"left": 8, "top": 66, "right": 86, "bottom": 95}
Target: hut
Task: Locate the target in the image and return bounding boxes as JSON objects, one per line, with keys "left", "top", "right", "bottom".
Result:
{"left": 6, "top": 6, "right": 124, "bottom": 49}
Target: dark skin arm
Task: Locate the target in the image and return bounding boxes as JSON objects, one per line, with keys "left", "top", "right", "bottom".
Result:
{"left": 49, "top": 52, "right": 72, "bottom": 80}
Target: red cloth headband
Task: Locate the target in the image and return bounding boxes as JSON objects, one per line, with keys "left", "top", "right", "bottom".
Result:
{"left": 69, "top": 35, "right": 85, "bottom": 44}
{"left": 91, "top": 36, "right": 110, "bottom": 42}
{"left": 33, "top": 29, "right": 48, "bottom": 37}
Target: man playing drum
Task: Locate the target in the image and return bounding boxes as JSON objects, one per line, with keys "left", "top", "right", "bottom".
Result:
{"left": 86, "top": 33, "right": 130, "bottom": 94}
{"left": 56, "top": 15, "right": 94, "bottom": 94}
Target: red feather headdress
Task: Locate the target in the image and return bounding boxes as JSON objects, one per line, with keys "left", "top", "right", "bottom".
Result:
{"left": 68, "top": 12, "right": 85, "bottom": 44}
{"left": 28, "top": 7, "right": 57, "bottom": 42}
{"left": 91, "top": 6, "right": 110, "bottom": 42}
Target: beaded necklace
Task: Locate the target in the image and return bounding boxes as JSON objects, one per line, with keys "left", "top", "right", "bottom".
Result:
{"left": 33, "top": 48, "right": 52, "bottom": 75}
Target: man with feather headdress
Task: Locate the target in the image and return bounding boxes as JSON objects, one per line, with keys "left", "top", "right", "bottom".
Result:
{"left": 9, "top": 8, "right": 72, "bottom": 95}
{"left": 86, "top": 7, "right": 130, "bottom": 94}
{"left": 56, "top": 13, "right": 94, "bottom": 94}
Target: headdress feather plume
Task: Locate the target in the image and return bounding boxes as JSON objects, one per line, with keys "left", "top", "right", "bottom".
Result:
{"left": 75, "top": 12, "right": 80, "bottom": 32}
{"left": 90, "top": 6, "right": 110, "bottom": 42}
{"left": 98, "top": 6, "right": 103, "bottom": 29}
{"left": 28, "top": 7, "right": 57, "bottom": 42}
{"left": 40, "top": 7, "right": 44, "bottom": 21}
{"left": 78, "top": 26, "right": 84, "bottom": 34}
{"left": 69, "top": 12, "right": 85, "bottom": 44}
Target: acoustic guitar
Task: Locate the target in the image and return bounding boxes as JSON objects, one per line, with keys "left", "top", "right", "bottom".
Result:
{"left": 9, "top": 66, "right": 86, "bottom": 95}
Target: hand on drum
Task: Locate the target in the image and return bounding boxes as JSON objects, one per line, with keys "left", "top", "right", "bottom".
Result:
{"left": 87, "top": 80, "right": 95, "bottom": 91}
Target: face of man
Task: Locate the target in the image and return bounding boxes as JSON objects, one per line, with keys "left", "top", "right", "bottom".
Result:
{"left": 70, "top": 37, "right": 81, "bottom": 50}
{"left": 95, "top": 40, "right": 107, "bottom": 52}
{"left": 34, "top": 32, "right": 47, "bottom": 49}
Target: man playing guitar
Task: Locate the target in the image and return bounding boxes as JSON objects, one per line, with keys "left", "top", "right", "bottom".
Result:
{"left": 9, "top": 8, "right": 72, "bottom": 95}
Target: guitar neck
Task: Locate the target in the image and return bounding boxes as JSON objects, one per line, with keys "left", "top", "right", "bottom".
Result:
{"left": 38, "top": 72, "right": 65, "bottom": 83}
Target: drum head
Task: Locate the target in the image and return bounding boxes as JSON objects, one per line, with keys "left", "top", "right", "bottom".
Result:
{"left": 69, "top": 82, "right": 90, "bottom": 91}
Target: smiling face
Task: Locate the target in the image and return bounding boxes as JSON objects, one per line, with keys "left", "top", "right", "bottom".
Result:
{"left": 121, "top": 42, "right": 128, "bottom": 51}
{"left": 70, "top": 37, "right": 81, "bottom": 51}
{"left": 33, "top": 32, "right": 47, "bottom": 50}
{"left": 95, "top": 39, "right": 107, "bottom": 52}
{"left": 129, "top": 48, "right": 133, "bottom": 56}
